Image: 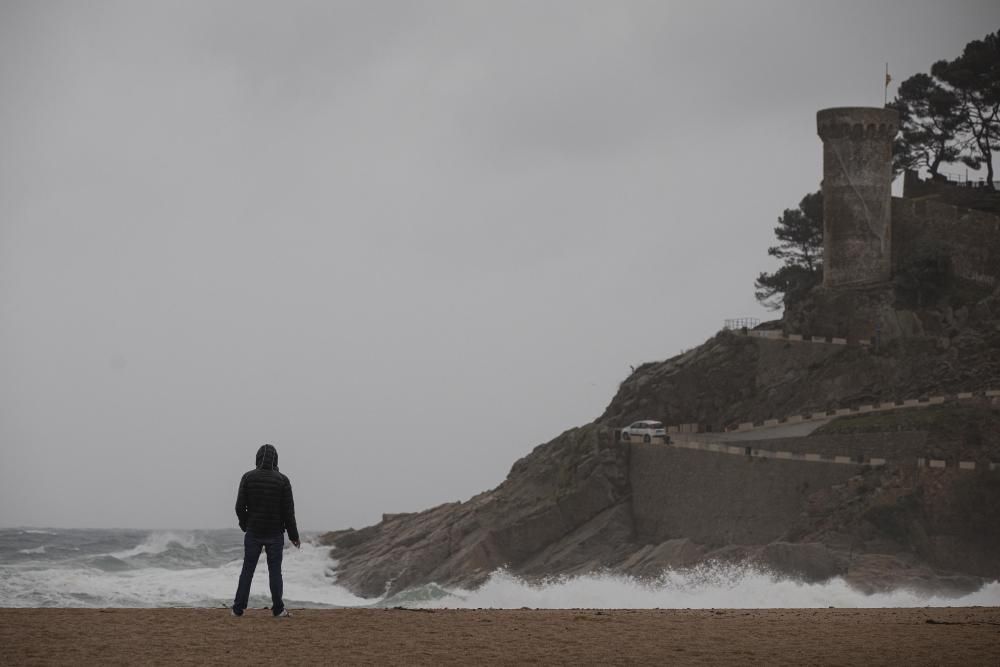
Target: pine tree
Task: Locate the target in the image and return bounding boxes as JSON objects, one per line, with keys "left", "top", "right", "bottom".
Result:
{"left": 931, "top": 31, "right": 1000, "bottom": 188}
{"left": 754, "top": 191, "right": 823, "bottom": 310}
{"left": 891, "top": 73, "right": 968, "bottom": 178}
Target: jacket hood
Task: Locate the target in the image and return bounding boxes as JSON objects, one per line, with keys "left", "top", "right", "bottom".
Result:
{"left": 256, "top": 444, "right": 279, "bottom": 471}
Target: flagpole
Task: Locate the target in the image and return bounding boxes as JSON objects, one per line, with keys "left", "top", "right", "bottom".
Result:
{"left": 884, "top": 63, "right": 889, "bottom": 106}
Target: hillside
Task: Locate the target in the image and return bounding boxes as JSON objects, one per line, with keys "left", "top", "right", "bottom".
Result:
{"left": 320, "top": 288, "right": 1000, "bottom": 599}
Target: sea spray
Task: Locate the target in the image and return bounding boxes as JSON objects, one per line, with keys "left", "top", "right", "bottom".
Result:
{"left": 3, "top": 529, "right": 1000, "bottom": 609}
{"left": 0, "top": 529, "right": 370, "bottom": 608}
{"left": 405, "top": 565, "right": 1000, "bottom": 609}
{"left": 110, "top": 531, "right": 201, "bottom": 559}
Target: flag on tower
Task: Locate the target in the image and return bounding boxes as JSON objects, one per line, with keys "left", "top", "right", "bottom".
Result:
{"left": 884, "top": 63, "right": 891, "bottom": 105}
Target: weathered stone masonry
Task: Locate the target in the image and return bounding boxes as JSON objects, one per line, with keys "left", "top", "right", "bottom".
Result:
{"left": 817, "top": 107, "right": 898, "bottom": 287}
{"left": 892, "top": 198, "right": 1000, "bottom": 288}
{"left": 629, "top": 444, "right": 857, "bottom": 545}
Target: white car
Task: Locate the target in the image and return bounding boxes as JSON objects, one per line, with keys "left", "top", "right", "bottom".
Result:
{"left": 620, "top": 420, "right": 668, "bottom": 443}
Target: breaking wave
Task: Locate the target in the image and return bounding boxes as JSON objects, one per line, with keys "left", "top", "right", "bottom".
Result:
{"left": 0, "top": 529, "right": 370, "bottom": 608}
{"left": 402, "top": 567, "right": 1000, "bottom": 609}
{"left": 17, "top": 546, "right": 47, "bottom": 555}
{"left": 110, "top": 532, "right": 200, "bottom": 559}
{"left": 3, "top": 529, "right": 999, "bottom": 609}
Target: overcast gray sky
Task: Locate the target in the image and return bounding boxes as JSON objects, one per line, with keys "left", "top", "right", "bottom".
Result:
{"left": 2, "top": 1, "right": 998, "bottom": 531}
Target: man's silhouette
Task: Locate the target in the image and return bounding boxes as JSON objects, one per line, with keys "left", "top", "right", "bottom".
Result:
{"left": 231, "top": 443, "right": 300, "bottom": 617}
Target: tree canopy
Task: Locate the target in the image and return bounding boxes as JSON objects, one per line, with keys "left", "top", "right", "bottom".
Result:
{"left": 754, "top": 191, "right": 823, "bottom": 310}
{"left": 891, "top": 73, "right": 969, "bottom": 177}
{"left": 893, "top": 30, "right": 1000, "bottom": 186}
{"left": 930, "top": 30, "right": 1000, "bottom": 186}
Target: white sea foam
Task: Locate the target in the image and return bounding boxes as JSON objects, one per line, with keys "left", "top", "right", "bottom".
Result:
{"left": 415, "top": 567, "right": 1000, "bottom": 609}
{"left": 110, "top": 532, "right": 199, "bottom": 559}
{"left": 0, "top": 541, "right": 372, "bottom": 608}
{"left": 17, "top": 546, "right": 47, "bottom": 555}
{"left": 21, "top": 530, "right": 56, "bottom": 535}
{"left": 5, "top": 531, "right": 999, "bottom": 609}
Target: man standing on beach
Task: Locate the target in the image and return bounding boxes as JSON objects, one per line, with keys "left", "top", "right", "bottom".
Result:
{"left": 231, "top": 443, "right": 300, "bottom": 617}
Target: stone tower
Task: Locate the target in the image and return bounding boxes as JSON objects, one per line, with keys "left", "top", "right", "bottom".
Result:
{"left": 816, "top": 107, "right": 898, "bottom": 287}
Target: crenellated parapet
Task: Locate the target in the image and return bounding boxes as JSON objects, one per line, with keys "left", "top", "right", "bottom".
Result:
{"left": 817, "top": 108, "right": 898, "bottom": 142}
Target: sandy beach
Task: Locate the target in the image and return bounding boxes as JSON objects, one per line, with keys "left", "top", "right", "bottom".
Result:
{"left": 2, "top": 607, "right": 999, "bottom": 665}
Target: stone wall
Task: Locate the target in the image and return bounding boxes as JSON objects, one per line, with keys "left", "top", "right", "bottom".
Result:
{"left": 781, "top": 283, "right": 895, "bottom": 342}
{"left": 629, "top": 444, "right": 857, "bottom": 546}
{"left": 892, "top": 197, "right": 1000, "bottom": 289}
{"left": 902, "top": 170, "right": 1000, "bottom": 214}
{"left": 783, "top": 198, "right": 1000, "bottom": 340}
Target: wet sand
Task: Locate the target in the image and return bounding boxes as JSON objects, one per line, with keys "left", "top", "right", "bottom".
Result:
{"left": 2, "top": 607, "right": 999, "bottom": 665}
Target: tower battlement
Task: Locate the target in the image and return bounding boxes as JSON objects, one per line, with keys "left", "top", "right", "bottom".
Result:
{"left": 817, "top": 107, "right": 898, "bottom": 141}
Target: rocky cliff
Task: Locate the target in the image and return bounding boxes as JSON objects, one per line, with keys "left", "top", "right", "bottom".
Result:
{"left": 320, "top": 287, "right": 1000, "bottom": 598}
{"left": 320, "top": 424, "right": 634, "bottom": 597}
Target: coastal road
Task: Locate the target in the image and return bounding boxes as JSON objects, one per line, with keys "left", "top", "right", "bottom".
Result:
{"left": 677, "top": 418, "right": 832, "bottom": 442}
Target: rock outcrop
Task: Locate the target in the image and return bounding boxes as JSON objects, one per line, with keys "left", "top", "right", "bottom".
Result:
{"left": 321, "top": 426, "right": 631, "bottom": 597}
{"left": 320, "top": 286, "right": 1000, "bottom": 598}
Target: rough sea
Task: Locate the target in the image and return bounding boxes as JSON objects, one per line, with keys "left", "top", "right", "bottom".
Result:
{"left": 2, "top": 528, "right": 999, "bottom": 609}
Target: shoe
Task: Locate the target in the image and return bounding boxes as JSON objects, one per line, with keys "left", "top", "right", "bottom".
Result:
{"left": 274, "top": 609, "right": 291, "bottom": 617}
{"left": 231, "top": 609, "right": 243, "bottom": 617}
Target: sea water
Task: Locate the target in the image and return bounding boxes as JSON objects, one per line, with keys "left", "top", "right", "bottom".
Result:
{"left": 0, "top": 528, "right": 368, "bottom": 608}
{"left": 2, "top": 528, "right": 999, "bottom": 609}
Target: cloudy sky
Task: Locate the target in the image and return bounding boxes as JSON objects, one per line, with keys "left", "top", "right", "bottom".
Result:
{"left": 2, "top": 1, "right": 998, "bottom": 531}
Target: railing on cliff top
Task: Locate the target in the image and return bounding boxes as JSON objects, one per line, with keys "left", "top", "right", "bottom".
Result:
{"left": 723, "top": 318, "right": 760, "bottom": 331}
{"left": 732, "top": 327, "right": 867, "bottom": 346}
{"left": 937, "top": 171, "right": 1000, "bottom": 189}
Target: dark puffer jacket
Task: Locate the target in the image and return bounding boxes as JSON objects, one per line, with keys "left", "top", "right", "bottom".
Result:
{"left": 235, "top": 444, "right": 299, "bottom": 542}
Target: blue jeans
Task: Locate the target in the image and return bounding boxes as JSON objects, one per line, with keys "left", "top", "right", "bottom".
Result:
{"left": 232, "top": 532, "right": 284, "bottom": 616}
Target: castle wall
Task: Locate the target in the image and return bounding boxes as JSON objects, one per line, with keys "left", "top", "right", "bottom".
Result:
{"left": 902, "top": 171, "right": 1000, "bottom": 214}
{"left": 629, "top": 444, "right": 857, "bottom": 546}
{"left": 892, "top": 198, "right": 1000, "bottom": 288}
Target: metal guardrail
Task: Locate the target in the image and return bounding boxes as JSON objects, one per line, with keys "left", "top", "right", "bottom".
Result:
{"left": 616, "top": 390, "right": 1000, "bottom": 470}
{"left": 723, "top": 318, "right": 760, "bottom": 331}
{"left": 628, "top": 435, "right": 997, "bottom": 471}
{"left": 937, "top": 172, "right": 1000, "bottom": 189}
{"left": 733, "top": 328, "right": 862, "bottom": 346}
{"left": 654, "top": 390, "right": 998, "bottom": 436}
